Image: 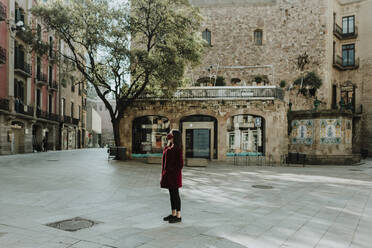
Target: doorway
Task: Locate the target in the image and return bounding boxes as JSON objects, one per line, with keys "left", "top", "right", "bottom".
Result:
{"left": 186, "top": 129, "right": 211, "bottom": 158}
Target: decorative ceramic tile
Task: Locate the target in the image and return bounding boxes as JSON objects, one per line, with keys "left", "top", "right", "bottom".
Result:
{"left": 320, "top": 119, "right": 342, "bottom": 144}
{"left": 345, "top": 120, "right": 352, "bottom": 144}
{"left": 291, "top": 120, "right": 314, "bottom": 145}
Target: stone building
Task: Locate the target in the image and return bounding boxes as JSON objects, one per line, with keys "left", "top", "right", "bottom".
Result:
{"left": 0, "top": 0, "right": 87, "bottom": 155}
{"left": 120, "top": 0, "right": 372, "bottom": 164}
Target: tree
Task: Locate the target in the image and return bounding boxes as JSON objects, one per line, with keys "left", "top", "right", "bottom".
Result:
{"left": 29, "top": 0, "right": 203, "bottom": 149}
{"left": 294, "top": 71, "right": 322, "bottom": 96}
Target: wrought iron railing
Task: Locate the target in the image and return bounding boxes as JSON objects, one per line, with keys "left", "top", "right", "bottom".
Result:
{"left": 333, "top": 55, "right": 359, "bottom": 70}
{"left": 138, "top": 86, "right": 284, "bottom": 100}
{"left": 0, "top": 46, "right": 6, "bottom": 64}
{"left": 14, "top": 60, "right": 32, "bottom": 76}
{"left": 49, "top": 80, "right": 58, "bottom": 91}
{"left": 0, "top": 98, "right": 9, "bottom": 111}
{"left": 14, "top": 101, "right": 34, "bottom": 116}
{"left": 36, "top": 109, "right": 60, "bottom": 121}
{"left": 334, "top": 23, "right": 358, "bottom": 39}
{"left": 72, "top": 118, "right": 79, "bottom": 125}
{"left": 36, "top": 72, "right": 47, "bottom": 83}
{"left": 64, "top": 115, "right": 71, "bottom": 123}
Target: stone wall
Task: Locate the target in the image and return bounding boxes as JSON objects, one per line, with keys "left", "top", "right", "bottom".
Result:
{"left": 120, "top": 99, "right": 288, "bottom": 163}
{"left": 188, "top": 0, "right": 329, "bottom": 110}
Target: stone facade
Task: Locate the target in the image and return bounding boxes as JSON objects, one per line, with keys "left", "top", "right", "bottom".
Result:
{"left": 120, "top": 99, "right": 287, "bottom": 163}
{"left": 122, "top": 0, "right": 372, "bottom": 163}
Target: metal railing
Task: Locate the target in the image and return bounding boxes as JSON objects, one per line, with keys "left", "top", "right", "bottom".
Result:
{"left": 14, "top": 60, "right": 32, "bottom": 76}
{"left": 36, "top": 72, "right": 47, "bottom": 83}
{"left": 333, "top": 55, "right": 359, "bottom": 70}
{"left": 64, "top": 115, "right": 71, "bottom": 123}
{"left": 14, "top": 101, "right": 34, "bottom": 116}
{"left": 49, "top": 80, "right": 58, "bottom": 91}
{"left": 72, "top": 118, "right": 79, "bottom": 125}
{"left": 334, "top": 23, "right": 358, "bottom": 39}
{"left": 138, "top": 86, "right": 284, "bottom": 101}
{"left": 0, "top": 46, "right": 6, "bottom": 64}
{"left": 36, "top": 109, "right": 60, "bottom": 121}
{"left": 0, "top": 98, "right": 9, "bottom": 111}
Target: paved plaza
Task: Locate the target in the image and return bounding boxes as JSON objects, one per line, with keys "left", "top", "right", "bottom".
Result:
{"left": 0, "top": 149, "right": 372, "bottom": 248}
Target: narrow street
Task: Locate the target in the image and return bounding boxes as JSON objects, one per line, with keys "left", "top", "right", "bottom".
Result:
{"left": 0, "top": 149, "right": 372, "bottom": 248}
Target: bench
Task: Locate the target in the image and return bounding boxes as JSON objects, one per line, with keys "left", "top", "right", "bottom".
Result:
{"left": 107, "top": 147, "right": 127, "bottom": 160}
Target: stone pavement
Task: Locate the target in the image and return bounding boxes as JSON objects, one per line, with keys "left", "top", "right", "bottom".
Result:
{"left": 0, "top": 149, "right": 372, "bottom": 248}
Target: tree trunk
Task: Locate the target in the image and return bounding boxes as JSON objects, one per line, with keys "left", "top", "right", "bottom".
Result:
{"left": 112, "top": 119, "right": 121, "bottom": 147}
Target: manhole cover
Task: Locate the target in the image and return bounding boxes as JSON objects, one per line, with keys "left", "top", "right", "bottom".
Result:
{"left": 252, "top": 185, "right": 273, "bottom": 189}
{"left": 46, "top": 217, "right": 99, "bottom": 232}
{"left": 349, "top": 169, "right": 363, "bottom": 171}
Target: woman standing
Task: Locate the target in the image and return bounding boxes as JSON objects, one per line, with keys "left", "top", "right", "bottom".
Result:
{"left": 160, "top": 130, "right": 183, "bottom": 223}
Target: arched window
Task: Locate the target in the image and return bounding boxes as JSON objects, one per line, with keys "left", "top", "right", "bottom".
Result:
{"left": 254, "top": 29, "right": 263, "bottom": 45}
{"left": 132, "top": 116, "right": 170, "bottom": 155}
{"left": 202, "top": 29, "right": 211, "bottom": 46}
{"left": 227, "top": 115, "right": 265, "bottom": 156}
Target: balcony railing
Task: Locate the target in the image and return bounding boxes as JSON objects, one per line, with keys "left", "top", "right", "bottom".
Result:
{"left": 36, "top": 72, "right": 48, "bottom": 85}
{"left": 14, "top": 101, "right": 34, "bottom": 117}
{"left": 72, "top": 118, "right": 79, "bottom": 125}
{"left": 334, "top": 23, "right": 358, "bottom": 40}
{"left": 49, "top": 50, "right": 58, "bottom": 62}
{"left": 0, "top": 2, "right": 6, "bottom": 21}
{"left": 14, "top": 60, "right": 32, "bottom": 77}
{"left": 0, "top": 46, "right": 6, "bottom": 64}
{"left": 0, "top": 98, "right": 9, "bottom": 111}
{"left": 64, "top": 115, "right": 72, "bottom": 124}
{"left": 36, "top": 109, "right": 60, "bottom": 122}
{"left": 48, "top": 80, "right": 58, "bottom": 91}
{"left": 138, "top": 86, "right": 284, "bottom": 101}
{"left": 333, "top": 55, "right": 359, "bottom": 71}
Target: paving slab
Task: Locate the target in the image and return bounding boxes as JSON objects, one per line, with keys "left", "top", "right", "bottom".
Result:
{"left": 0, "top": 149, "right": 372, "bottom": 248}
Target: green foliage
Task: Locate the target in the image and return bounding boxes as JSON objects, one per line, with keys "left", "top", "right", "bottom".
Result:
{"left": 294, "top": 71, "right": 322, "bottom": 96}
{"left": 254, "top": 76, "right": 262, "bottom": 83}
{"left": 253, "top": 75, "right": 269, "bottom": 85}
{"left": 29, "top": 0, "right": 203, "bottom": 146}
{"left": 231, "top": 78, "right": 241, "bottom": 84}
{"left": 280, "top": 80, "right": 286, "bottom": 88}
{"left": 215, "top": 76, "right": 226, "bottom": 86}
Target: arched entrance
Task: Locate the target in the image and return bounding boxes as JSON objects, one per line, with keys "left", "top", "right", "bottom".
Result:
{"left": 132, "top": 116, "right": 170, "bottom": 156}
{"left": 32, "top": 124, "right": 43, "bottom": 152}
{"left": 227, "top": 114, "right": 265, "bottom": 156}
{"left": 180, "top": 115, "right": 218, "bottom": 160}
{"left": 11, "top": 121, "right": 25, "bottom": 154}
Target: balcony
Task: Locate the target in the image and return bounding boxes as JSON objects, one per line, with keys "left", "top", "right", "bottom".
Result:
{"left": 14, "top": 101, "right": 34, "bottom": 117}
{"left": 333, "top": 55, "right": 359, "bottom": 71}
{"left": 138, "top": 86, "right": 284, "bottom": 101}
{"left": 49, "top": 50, "right": 58, "bottom": 63}
{"left": 72, "top": 118, "right": 79, "bottom": 125}
{"left": 14, "top": 60, "right": 32, "bottom": 77}
{"left": 0, "top": 98, "right": 10, "bottom": 111}
{"left": 0, "top": 46, "right": 6, "bottom": 64}
{"left": 0, "top": 1, "right": 6, "bottom": 21}
{"left": 48, "top": 80, "right": 58, "bottom": 91}
{"left": 36, "top": 109, "right": 60, "bottom": 122}
{"left": 333, "top": 23, "right": 358, "bottom": 40}
{"left": 36, "top": 73, "right": 48, "bottom": 86}
{"left": 63, "top": 115, "right": 72, "bottom": 124}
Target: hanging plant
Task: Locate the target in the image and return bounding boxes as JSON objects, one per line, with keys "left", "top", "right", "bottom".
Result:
{"left": 280, "top": 80, "right": 286, "bottom": 88}
{"left": 215, "top": 76, "right": 226, "bottom": 86}
{"left": 294, "top": 71, "right": 322, "bottom": 96}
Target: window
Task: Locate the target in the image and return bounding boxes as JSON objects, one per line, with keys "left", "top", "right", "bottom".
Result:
{"left": 342, "top": 16, "right": 355, "bottom": 34}
{"left": 37, "top": 57, "right": 41, "bottom": 79}
{"left": 228, "top": 133, "right": 235, "bottom": 150}
{"left": 342, "top": 44, "right": 355, "bottom": 66}
{"left": 36, "top": 89, "right": 41, "bottom": 109}
{"left": 78, "top": 106, "right": 81, "bottom": 120}
{"left": 37, "top": 24, "right": 41, "bottom": 40}
{"left": 254, "top": 29, "right": 263, "bottom": 45}
{"left": 332, "top": 84, "right": 337, "bottom": 109}
{"left": 14, "top": 80, "right": 24, "bottom": 103}
{"left": 48, "top": 65, "right": 52, "bottom": 84}
{"left": 62, "top": 98, "right": 66, "bottom": 116}
{"left": 71, "top": 77, "right": 75, "bottom": 92}
{"left": 49, "top": 37, "right": 53, "bottom": 57}
{"left": 202, "top": 29, "right": 211, "bottom": 46}
{"left": 71, "top": 102, "right": 74, "bottom": 118}
{"left": 48, "top": 94, "right": 52, "bottom": 113}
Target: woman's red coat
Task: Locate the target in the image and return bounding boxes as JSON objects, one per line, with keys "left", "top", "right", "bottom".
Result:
{"left": 160, "top": 145, "right": 183, "bottom": 188}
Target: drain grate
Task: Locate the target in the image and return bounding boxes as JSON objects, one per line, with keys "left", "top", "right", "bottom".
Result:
{"left": 46, "top": 217, "right": 99, "bottom": 232}
{"left": 47, "top": 159, "right": 59, "bottom": 162}
{"left": 349, "top": 169, "right": 363, "bottom": 171}
{"left": 252, "top": 185, "right": 273, "bottom": 189}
